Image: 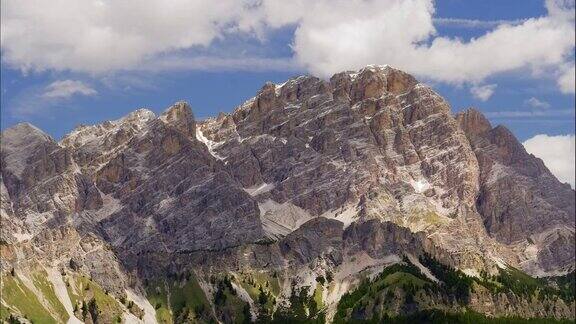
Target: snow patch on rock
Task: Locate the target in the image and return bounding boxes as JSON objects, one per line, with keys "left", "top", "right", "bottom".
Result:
{"left": 243, "top": 183, "right": 275, "bottom": 196}
{"left": 196, "top": 128, "right": 225, "bottom": 160}
{"left": 410, "top": 178, "right": 430, "bottom": 194}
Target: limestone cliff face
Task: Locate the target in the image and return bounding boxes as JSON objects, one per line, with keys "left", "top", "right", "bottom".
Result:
{"left": 456, "top": 108, "right": 575, "bottom": 275}
{"left": 198, "top": 66, "right": 502, "bottom": 274}
{"left": 1, "top": 65, "right": 574, "bottom": 322}
{"left": 1, "top": 124, "right": 129, "bottom": 298}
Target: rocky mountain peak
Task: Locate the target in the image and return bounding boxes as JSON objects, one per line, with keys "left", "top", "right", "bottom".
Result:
{"left": 60, "top": 107, "right": 155, "bottom": 151}
{"left": 330, "top": 64, "right": 419, "bottom": 102}
{"left": 456, "top": 108, "right": 493, "bottom": 138}
{"left": 2, "top": 122, "right": 53, "bottom": 146}
{"left": 159, "top": 101, "right": 196, "bottom": 137}
{"left": 123, "top": 108, "right": 156, "bottom": 124}
{"left": 1, "top": 122, "right": 56, "bottom": 178}
{"left": 453, "top": 107, "right": 575, "bottom": 269}
{"left": 258, "top": 81, "right": 276, "bottom": 95}
{"left": 481, "top": 125, "right": 549, "bottom": 178}
{"left": 455, "top": 110, "right": 548, "bottom": 177}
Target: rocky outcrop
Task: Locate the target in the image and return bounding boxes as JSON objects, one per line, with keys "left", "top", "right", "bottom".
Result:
{"left": 343, "top": 220, "right": 428, "bottom": 259}
{"left": 469, "top": 283, "right": 575, "bottom": 319}
{"left": 280, "top": 217, "right": 344, "bottom": 265}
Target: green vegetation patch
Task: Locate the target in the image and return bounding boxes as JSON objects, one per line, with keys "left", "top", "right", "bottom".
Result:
{"left": 67, "top": 274, "right": 123, "bottom": 323}
{"left": 313, "top": 284, "right": 324, "bottom": 310}
{"left": 31, "top": 271, "right": 69, "bottom": 323}
{"left": 235, "top": 270, "right": 280, "bottom": 317}
{"left": 212, "top": 275, "right": 251, "bottom": 324}
{"left": 418, "top": 254, "right": 474, "bottom": 301}
{"left": 146, "top": 279, "right": 173, "bottom": 324}
{"left": 236, "top": 270, "right": 281, "bottom": 298}
{"left": 491, "top": 267, "right": 574, "bottom": 303}
{"left": 264, "top": 284, "right": 325, "bottom": 324}
{"left": 407, "top": 210, "right": 444, "bottom": 226}
{"left": 334, "top": 260, "right": 433, "bottom": 323}
{"left": 545, "top": 271, "right": 575, "bottom": 302}
{"left": 383, "top": 272, "right": 428, "bottom": 289}
{"left": 341, "top": 309, "right": 575, "bottom": 324}
{"left": 0, "top": 274, "right": 57, "bottom": 323}
{"left": 146, "top": 272, "right": 216, "bottom": 323}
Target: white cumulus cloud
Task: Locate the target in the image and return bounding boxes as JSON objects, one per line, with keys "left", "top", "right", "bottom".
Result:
{"left": 471, "top": 84, "right": 497, "bottom": 101}
{"left": 269, "top": 0, "right": 575, "bottom": 86}
{"left": 42, "top": 80, "right": 97, "bottom": 99}
{"left": 1, "top": 0, "right": 575, "bottom": 93}
{"left": 523, "top": 134, "right": 575, "bottom": 187}
{"left": 0, "top": 0, "right": 263, "bottom": 73}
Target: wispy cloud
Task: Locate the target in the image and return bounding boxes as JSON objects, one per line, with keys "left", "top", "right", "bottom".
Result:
{"left": 433, "top": 17, "right": 527, "bottom": 29}
{"left": 471, "top": 84, "right": 497, "bottom": 101}
{"left": 485, "top": 108, "right": 574, "bottom": 118}
{"left": 42, "top": 80, "right": 97, "bottom": 99}
{"left": 9, "top": 79, "right": 98, "bottom": 118}
{"left": 524, "top": 97, "right": 551, "bottom": 109}
{"left": 141, "top": 56, "right": 300, "bottom": 72}
{"left": 557, "top": 63, "right": 575, "bottom": 94}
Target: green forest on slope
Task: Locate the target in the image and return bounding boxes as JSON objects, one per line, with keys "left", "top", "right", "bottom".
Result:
{"left": 333, "top": 254, "right": 575, "bottom": 324}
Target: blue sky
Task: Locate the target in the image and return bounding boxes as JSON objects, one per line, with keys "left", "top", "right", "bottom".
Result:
{"left": 1, "top": 0, "right": 575, "bottom": 146}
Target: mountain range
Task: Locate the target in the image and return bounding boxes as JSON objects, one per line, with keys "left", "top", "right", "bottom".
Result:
{"left": 1, "top": 65, "right": 574, "bottom": 323}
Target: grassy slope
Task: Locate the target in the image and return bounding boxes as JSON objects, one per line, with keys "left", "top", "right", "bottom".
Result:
{"left": 383, "top": 272, "right": 427, "bottom": 288}
{"left": 169, "top": 274, "right": 213, "bottom": 321}
{"left": 0, "top": 274, "right": 57, "bottom": 323}
{"left": 31, "top": 271, "right": 69, "bottom": 322}
{"left": 146, "top": 280, "right": 173, "bottom": 324}
{"left": 236, "top": 271, "right": 279, "bottom": 314}
{"left": 146, "top": 273, "right": 216, "bottom": 323}
{"left": 67, "top": 274, "right": 124, "bottom": 323}
{"left": 218, "top": 283, "right": 250, "bottom": 324}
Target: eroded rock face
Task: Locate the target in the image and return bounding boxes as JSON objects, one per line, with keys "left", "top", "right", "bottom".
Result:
{"left": 456, "top": 108, "right": 575, "bottom": 274}
{"left": 198, "top": 65, "right": 498, "bottom": 274}
{"left": 73, "top": 102, "right": 266, "bottom": 263}
{"left": 280, "top": 217, "right": 344, "bottom": 265}
{"left": 343, "top": 220, "right": 428, "bottom": 259}
{"left": 1, "top": 66, "right": 574, "bottom": 318}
